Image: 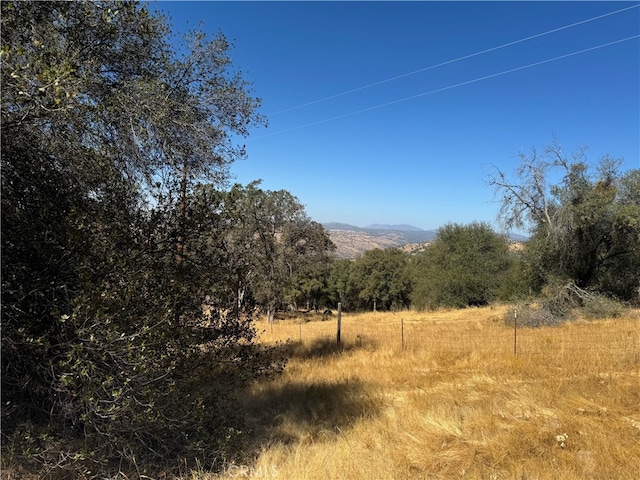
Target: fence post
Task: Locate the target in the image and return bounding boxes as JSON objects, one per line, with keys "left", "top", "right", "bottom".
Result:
{"left": 337, "top": 302, "right": 342, "bottom": 344}
{"left": 514, "top": 309, "right": 517, "bottom": 355}
{"left": 401, "top": 318, "right": 405, "bottom": 351}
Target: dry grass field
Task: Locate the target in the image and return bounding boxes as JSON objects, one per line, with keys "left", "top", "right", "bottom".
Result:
{"left": 197, "top": 306, "right": 640, "bottom": 480}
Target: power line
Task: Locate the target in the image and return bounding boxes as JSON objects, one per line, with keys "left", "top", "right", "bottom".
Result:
{"left": 268, "top": 4, "right": 640, "bottom": 117}
{"left": 255, "top": 35, "right": 640, "bottom": 139}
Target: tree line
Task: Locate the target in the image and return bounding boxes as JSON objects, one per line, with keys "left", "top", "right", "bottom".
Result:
{"left": 322, "top": 146, "right": 640, "bottom": 314}
{"left": 314, "top": 222, "right": 524, "bottom": 313}
{"left": 2, "top": 1, "right": 639, "bottom": 478}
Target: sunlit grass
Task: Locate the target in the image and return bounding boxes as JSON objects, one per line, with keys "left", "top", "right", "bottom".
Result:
{"left": 195, "top": 306, "right": 640, "bottom": 480}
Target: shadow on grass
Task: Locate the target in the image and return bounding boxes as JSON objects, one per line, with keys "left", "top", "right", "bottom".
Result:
{"left": 241, "top": 375, "right": 382, "bottom": 446}
{"left": 283, "top": 335, "right": 378, "bottom": 360}
{"left": 227, "top": 335, "right": 384, "bottom": 457}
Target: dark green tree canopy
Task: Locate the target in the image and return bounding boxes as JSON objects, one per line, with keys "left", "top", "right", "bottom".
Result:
{"left": 411, "top": 222, "right": 514, "bottom": 310}
{"left": 349, "top": 248, "right": 412, "bottom": 311}
{"left": 231, "top": 182, "right": 334, "bottom": 317}
{"left": 1, "top": 1, "right": 279, "bottom": 476}
{"left": 328, "top": 258, "right": 355, "bottom": 309}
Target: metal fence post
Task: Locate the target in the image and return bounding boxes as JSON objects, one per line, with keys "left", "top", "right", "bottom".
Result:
{"left": 514, "top": 309, "right": 517, "bottom": 355}
{"left": 337, "top": 302, "right": 342, "bottom": 344}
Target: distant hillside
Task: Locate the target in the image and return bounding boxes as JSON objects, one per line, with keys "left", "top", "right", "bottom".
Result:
{"left": 509, "top": 232, "right": 529, "bottom": 242}
{"left": 323, "top": 223, "right": 527, "bottom": 259}
{"left": 323, "top": 223, "right": 437, "bottom": 259}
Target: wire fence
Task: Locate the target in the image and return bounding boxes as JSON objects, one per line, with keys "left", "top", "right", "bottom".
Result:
{"left": 257, "top": 310, "right": 640, "bottom": 362}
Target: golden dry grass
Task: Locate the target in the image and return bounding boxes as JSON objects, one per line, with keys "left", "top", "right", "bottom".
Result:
{"left": 197, "top": 306, "right": 640, "bottom": 480}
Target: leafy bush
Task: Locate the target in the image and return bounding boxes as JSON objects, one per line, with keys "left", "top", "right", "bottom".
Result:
{"left": 411, "top": 222, "right": 517, "bottom": 310}
{"left": 2, "top": 219, "right": 287, "bottom": 476}
{"left": 579, "top": 294, "right": 626, "bottom": 319}
{"left": 1, "top": 2, "right": 287, "bottom": 477}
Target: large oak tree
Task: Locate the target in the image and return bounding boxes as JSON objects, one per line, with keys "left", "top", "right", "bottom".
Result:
{"left": 1, "top": 1, "right": 279, "bottom": 476}
{"left": 489, "top": 140, "right": 640, "bottom": 301}
{"left": 410, "top": 222, "right": 515, "bottom": 310}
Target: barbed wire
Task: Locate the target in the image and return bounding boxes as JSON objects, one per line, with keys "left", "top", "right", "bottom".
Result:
{"left": 260, "top": 315, "right": 640, "bottom": 359}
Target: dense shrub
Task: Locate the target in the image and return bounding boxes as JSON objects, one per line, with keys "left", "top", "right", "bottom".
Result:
{"left": 1, "top": 2, "right": 287, "bottom": 477}
{"left": 579, "top": 293, "right": 626, "bottom": 319}
{"left": 411, "top": 222, "right": 520, "bottom": 310}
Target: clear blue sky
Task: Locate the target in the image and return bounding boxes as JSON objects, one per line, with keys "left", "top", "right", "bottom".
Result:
{"left": 151, "top": 1, "right": 639, "bottom": 232}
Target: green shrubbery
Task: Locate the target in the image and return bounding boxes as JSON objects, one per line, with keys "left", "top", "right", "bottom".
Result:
{"left": 410, "top": 222, "right": 525, "bottom": 310}
{"left": 579, "top": 294, "right": 626, "bottom": 319}
{"left": 1, "top": 2, "right": 290, "bottom": 477}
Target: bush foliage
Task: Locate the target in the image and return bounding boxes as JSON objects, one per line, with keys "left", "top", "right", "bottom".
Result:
{"left": 410, "top": 222, "right": 523, "bottom": 310}
{"left": 1, "top": 2, "right": 290, "bottom": 476}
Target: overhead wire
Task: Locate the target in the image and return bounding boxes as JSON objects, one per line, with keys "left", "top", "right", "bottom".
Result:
{"left": 255, "top": 34, "right": 640, "bottom": 139}
{"left": 267, "top": 4, "right": 640, "bottom": 117}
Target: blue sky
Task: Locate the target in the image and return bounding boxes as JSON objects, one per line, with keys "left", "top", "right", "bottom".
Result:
{"left": 151, "top": 1, "right": 639, "bottom": 232}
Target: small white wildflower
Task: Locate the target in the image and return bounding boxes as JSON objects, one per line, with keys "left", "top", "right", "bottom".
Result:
{"left": 556, "top": 433, "right": 568, "bottom": 448}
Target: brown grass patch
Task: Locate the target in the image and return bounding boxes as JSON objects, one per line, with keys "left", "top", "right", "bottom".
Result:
{"left": 194, "top": 306, "right": 640, "bottom": 479}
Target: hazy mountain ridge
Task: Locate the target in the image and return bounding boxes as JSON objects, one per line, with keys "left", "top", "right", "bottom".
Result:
{"left": 323, "top": 223, "right": 438, "bottom": 259}
{"left": 323, "top": 223, "right": 526, "bottom": 259}
{"left": 363, "top": 223, "right": 425, "bottom": 232}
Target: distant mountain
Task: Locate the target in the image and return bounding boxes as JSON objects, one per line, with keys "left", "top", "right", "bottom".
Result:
{"left": 322, "top": 222, "right": 527, "bottom": 259}
{"left": 508, "top": 232, "right": 529, "bottom": 242}
{"left": 363, "top": 223, "right": 424, "bottom": 232}
{"left": 322, "top": 223, "right": 437, "bottom": 258}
